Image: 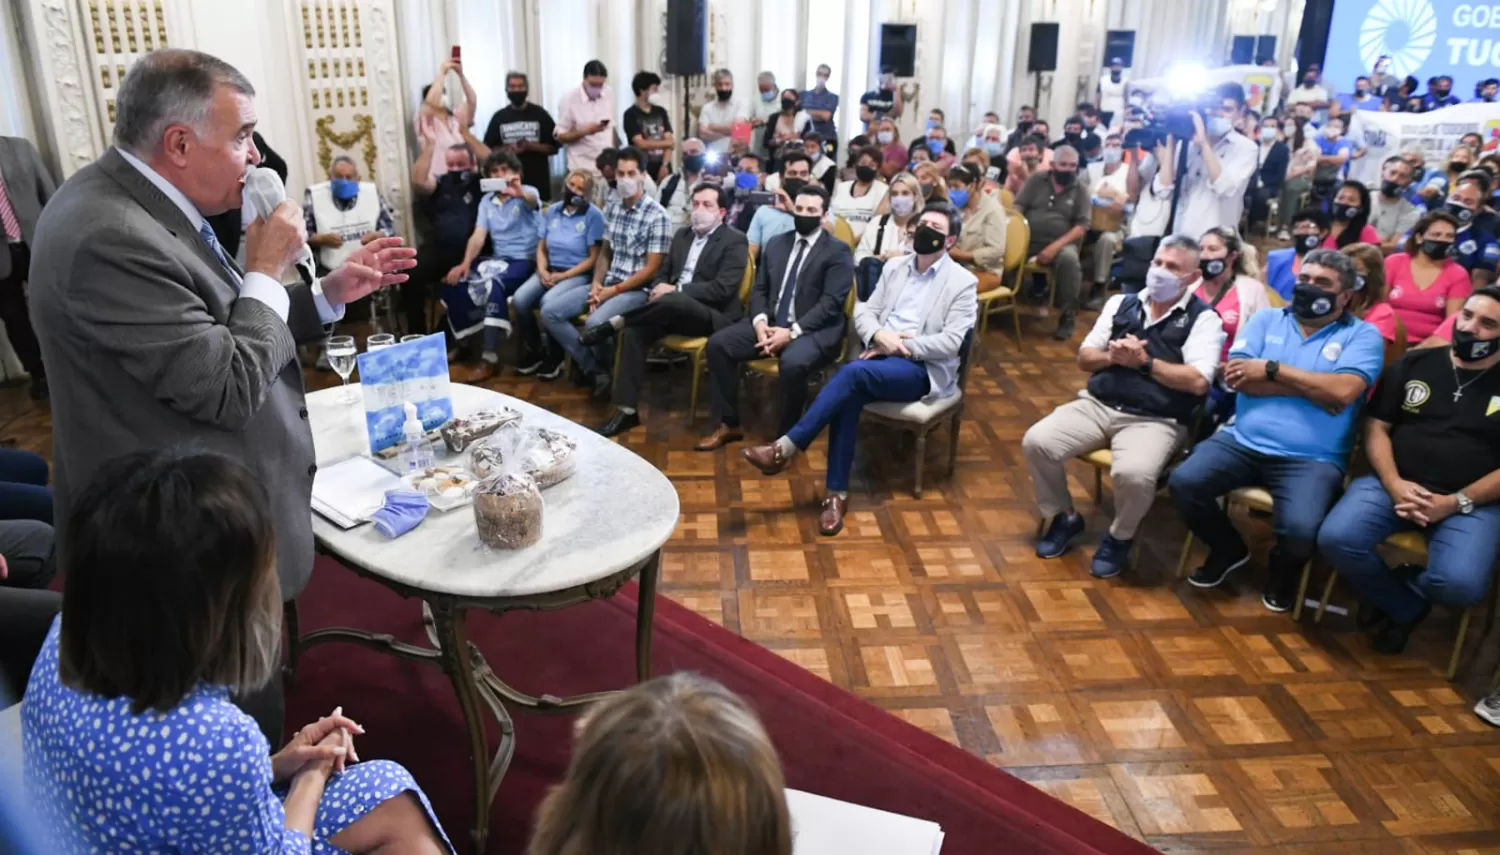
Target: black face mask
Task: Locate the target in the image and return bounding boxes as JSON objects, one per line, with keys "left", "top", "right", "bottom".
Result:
{"left": 1110, "top": 71, "right": 1122, "bottom": 82}
{"left": 781, "top": 97, "right": 798, "bottom": 112}
{"left": 683, "top": 154, "right": 705, "bottom": 174}
{"left": 716, "top": 89, "right": 734, "bottom": 101}
{"left": 781, "top": 178, "right": 808, "bottom": 199}
{"left": 1380, "top": 179, "right": 1404, "bottom": 198}
{"left": 793, "top": 214, "right": 821, "bottom": 236}
{"left": 1303, "top": 77, "right": 1317, "bottom": 87}
{"left": 1436, "top": 87, "right": 1451, "bottom": 97}
{"left": 1294, "top": 233, "right": 1321, "bottom": 255}
{"left": 1333, "top": 205, "right": 1360, "bottom": 222}
{"left": 1291, "top": 283, "right": 1339, "bottom": 320}
{"left": 1447, "top": 202, "right": 1475, "bottom": 224}
{"left": 1453, "top": 328, "right": 1499, "bottom": 363}
{"left": 1421, "top": 239, "right": 1453, "bottom": 260}
{"left": 855, "top": 165, "right": 878, "bottom": 183}
{"left": 913, "top": 224, "right": 946, "bottom": 255}
{"left": 1199, "top": 258, "right": 1227, "bottom": 279}
{"left": 507, "top": 90, "right": 528, "bottom": 107}
{"left": 1053, "top": 170, "right": 1076, "bottom": 186}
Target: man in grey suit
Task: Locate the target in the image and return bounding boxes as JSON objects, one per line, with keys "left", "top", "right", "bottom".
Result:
{"left": 27, "top": 49, "right": 414, "bottom": 741}
{"left": 743, "top": 202, "right": 977, "bottom": 535}
{"left": 0, "top": 135, "right": 58, "bottom": 400}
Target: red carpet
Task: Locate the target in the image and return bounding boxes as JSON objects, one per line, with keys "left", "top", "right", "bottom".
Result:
{"left": 288, "top": 556, "right": 1155, "bottom": 855}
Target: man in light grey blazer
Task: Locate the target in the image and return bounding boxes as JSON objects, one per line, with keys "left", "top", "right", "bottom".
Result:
{"left": 27, "top": 49, "right": 414, "bottom": 741}
{"left": 742, "top": 202, "right": 977, "bottom": 535}
{"left": 0, "top": 135, "right": 57, "bottom": 399}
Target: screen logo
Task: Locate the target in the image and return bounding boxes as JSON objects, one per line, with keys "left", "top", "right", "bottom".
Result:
{"left": 1360, "top": 0, "right": 1438, "bottom": 78}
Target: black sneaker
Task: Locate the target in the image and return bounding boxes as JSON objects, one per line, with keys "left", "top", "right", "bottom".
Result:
{"left": 28, "top": 376, "right": 47, "bottom": 400}
{"left": 1372, "top": 602, "right": 1430, "bottom": 654}
{"left": 579, "top": 323, "right": 617, "bottom": 347}
{"left": 1356, "top": 602, "right": 1389, "bottom": 632}
{"left": 1090, "top": 534, "right": 1133, "bottom": 579}
{"left": 536, "top": 358, "right": 565, "bottom": 381}
{"left": 1052, "top": 312, "right": 1077, "bottom": 341}
{"left": 1187, "top": 545, "right": 1251, "bottom": 589}
{"left": 514, "top": 351, "right": 544, "bottom": 375}
{"left": 1261, "top": 571, "right": 1301, "bottom": 613}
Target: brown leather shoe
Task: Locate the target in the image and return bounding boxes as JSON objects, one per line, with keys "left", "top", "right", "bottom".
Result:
{"left": 695, "top": 424, "right": 745, "bottom": 451}
{"left": 459, "top": 362, "right": 498, "bottom": 383}
{"left": 819, "top": 495, "right": 849, "bottom": 536}
{"left": 742, "top": 442, "right": 791, "bottom": 476}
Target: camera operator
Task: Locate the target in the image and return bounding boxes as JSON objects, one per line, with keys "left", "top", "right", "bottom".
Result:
{"left": 1149, "top": 82, "right": 1258, "bottom": 238}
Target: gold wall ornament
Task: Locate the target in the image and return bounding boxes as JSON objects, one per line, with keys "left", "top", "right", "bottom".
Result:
{"left": 89, "top": 3, "right": 104, "bottom": 53}
{"left": 359, "top": 87, "right": 367, "bottom": 107}
{"left": 154, "top": 1, "right": 166, "bottom": 44}
{"left": 321, "top": 58, "right": 328, "bottom": 78}
{"left": 345, "top": 58, "right": 353, "bottom": 77}
{"left": 301, "top": 5, "right": 312, "bottom": 49}
{"left": 323, "top": 87, "right": 332, "bottom": 108}
{"left": 106, "top": 5, "right": 120, "bottom": 51}
{"left": 316, "top": 3, "right": 325, "bottom": 48}
{"left": 352, "top": 5, "right": 361, "bottom": 47}
{"left": 340, "top": 3, "right": 350, "bottom": 48}
{"left": 336, "top": 89, "right": 345, "bottom": 107}
{"left": 100, "top": 66, "right": 110, "bottom": 89}
{"left": 314, "top": 114, "right": 378, "bottom": 177}
{"left": 137, "top": 5, "right": 153, "bottom": 50}
{"left": 107, "top": 100, "right": 116, "bottom": 122}
{"left": 116, "top": 63, "right": 125, "bottom": 83}
{"left": 357, "top": 58, "right": 364, "bottom": 77}
{"left": 308, "top": 60, "right": 316, "bottom": 80}
{"left": 123, "top": 3, "right": 138, "bottom": 52}
{"left": 311, "top": 90, "right": 320, "bottom": 109}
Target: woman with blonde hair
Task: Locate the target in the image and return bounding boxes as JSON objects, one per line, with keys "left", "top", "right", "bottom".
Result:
{"left": 912, "top": 161, "right": 950, "bottom": 205}
{"left": 853, "top": 172, "right": 922, "bottom": 298}
{"left": 527, "top": 673, "right": 792, "bottom": 855}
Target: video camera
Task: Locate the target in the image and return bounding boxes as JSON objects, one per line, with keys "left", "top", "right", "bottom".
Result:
{"left": 1123, "top": 74, "right": 1233, "bottom": 151}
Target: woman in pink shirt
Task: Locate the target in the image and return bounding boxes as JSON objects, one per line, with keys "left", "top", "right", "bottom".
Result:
{"left": 1382, "top": 211, "right": 1472, "bottom": 343}
{"left": 1195, "top": 226, "right": 1272, "bottom": 360}
{"left": 873, "top": 119, "right": 907, "bottom": 180}
{"left": 1322, "top": 181, "right": 1380, "bottom": 249}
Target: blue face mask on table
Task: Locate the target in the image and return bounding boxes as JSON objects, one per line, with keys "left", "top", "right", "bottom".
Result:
{"left": 369, "top": 489, "right": 430, "bottom": 538}
{"left": 330, "top": 178, "right": 360, "bottom": 201}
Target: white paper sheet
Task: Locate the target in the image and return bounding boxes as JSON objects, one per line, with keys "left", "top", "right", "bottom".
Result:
{"left": 786, "top": 788, "right": 944, "bottom": 855}
{"left": 311, "top": 456, "right": 403, "bottom": 529}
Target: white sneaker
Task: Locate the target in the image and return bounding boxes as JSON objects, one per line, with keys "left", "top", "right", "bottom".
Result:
{"left": 1475, "top": 686, "right": 1500, "bottom": 727}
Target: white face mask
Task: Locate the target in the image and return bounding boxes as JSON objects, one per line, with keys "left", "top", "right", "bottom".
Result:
{"left": 1143, "top": 266, "right": 1184, "bottom": 303}
{"left": 890, "top": 195, "right": 915, "bottom": 217}
{"left": 1102, "top": 147, "right": 1123, "bottom": 166}
{"left": 876, "top": 131, "right": 894, "bottom": 145}
{"left": 615, "top": 176, "right": 642, "bottom": 199}
{"left": 690, "top": 209, "right": 719, "bottom": 235}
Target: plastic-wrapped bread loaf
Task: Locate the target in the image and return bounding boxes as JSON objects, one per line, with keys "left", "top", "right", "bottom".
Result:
{"left": 472, "top": 472, "right": 543, "bottom": 548}
{"left": 440, "top": 407, "right": 521, "bottom": 453}
{"left": 469, "top": 425, "right": 578, "bottom": 488}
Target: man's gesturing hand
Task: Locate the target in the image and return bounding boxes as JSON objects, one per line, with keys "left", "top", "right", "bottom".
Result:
{"left": 323, "top": 237, "right": 418, "bottom": 306}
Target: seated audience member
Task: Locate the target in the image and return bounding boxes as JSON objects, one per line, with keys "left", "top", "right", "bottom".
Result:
{"left": 1418, "top": 311, "right": 1459, "bottom": 349}
{"left": 910, "top": 123, "right": 956, "bottom": 170}
{"left": 1024, "top": 237, "right": 1224, "bottom": 577}
{"left": 1016, "top": 144, "right": 1090, "bottom": 339}
{"left": 699, "top": 185, "right": 853, "bottom": 451}
{"left": 1318, "top": 287, "right": 1500, "bottom": 654}
{"left": 803, "top": 133, "right": 837, "bottom": 193}
{"left": 1325, "top": 180, "right": 1378, "bottom": 249}
{"left": 961, "top": 148, "right": 1004, "bottom": 200}
{"left": 595, "top": 147, "right": 661, "bottom": 208}
{"left": 662, "top": 138, "right": 708, "bottom": 229}
{"left": 1416, "top": 146, "right": 1473, "bottom": 207}
{"left": 1371, "top": 156, "right": 1423, "bottom": 253}
{"left": 747, "top": 152, "right": 815, "bottom": 256}
{"left": 442, "top": 151, "right": 542, "bottom": 373}
{"left": 945, "top": 165, "right": 1008, "bottom": 291}
{"left": 765, "top": 89, "right": 810, "bottom": 164}
{"left": 854, "top": 172, "right": 921, "bottom": 299}
{"left": 831, "top": 146, "right": 889, "bottom": 240}
{"left": 1310, "top": 116, "right": 1354, "bottom": 208}
{"left": 1195, "top": 226, "right": 1271, "bottom": 360}
{"left": 584, "top": 185, "right": 750, "bottom": 437}
{"left": 1084, "top": 133, "right": 1131, "bottom": 308}
{"left": 741, "top": 204, "right": 976, "bottom": 534}
{"left": 0, "top": 519, "right": 54, "bottom": 590}
{"left": 1442, "top": 171, "right": 1500, "bottom": 288}
{"left": 543, "top": 147, "right": 672, "bottom": 398}
{"left": 1167, "top": 250, "right": 1385, "bottom": 611}
{"left": 21, "top": 450, "right": 453, "bottom": 853}
{"left": 1341, "top": 242, "right": 1400, "bottom": 350}
{"left": 0, "top": 449, "right": 52, "bottom": 524}
{"left": 1005, "top": 134, "right": 1052, "bottom": 196}
{"left": 1246, "top": 115, "right": 1288, "bottom": 235}
{"left": 1264, "top": 208, "right": 1330, "bottom": 299}
{"left": 874, "top": 118, "right": 906, "bottom": 179}
{"left": 303, "top": 155, "right": 395, "bottom": 276}
{"left": 482, "top": 70, "right": 560, "bottom": 199}
{"left": 913, "top": 162, "right": 951, "bottom": 205}
{"left": 404, "top": 141, "right": 482, "bottom": 337}
{"left": 526, "top": 673, "right": 791, "bottom": 855}
{"left": 622, "top": 71, "right": 674, "bottom": 181}
{"left": 725, "top": 153, "right": 766, "bottom": 230}
{"left": 1276, "top": 116, "right": 1318, "bottom": 241}
{"left": 1383, "top": 211, "right": 1471, "bottom": 343}
{"left": 509, "top": 170, "right": 605, "bottom": 379}
{"left": 1053, "top": 116, "right": 1087, "bottom": 151}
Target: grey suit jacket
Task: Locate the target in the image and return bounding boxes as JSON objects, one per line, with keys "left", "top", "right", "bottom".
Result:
{"left": 0, "top": 136, "right": 57, "bottom": 278}
{"left": 855, "top": 254, "right": 978, "bottom": 402}
{"left": 28, "top": 148, "right": 328, "bottom": 597}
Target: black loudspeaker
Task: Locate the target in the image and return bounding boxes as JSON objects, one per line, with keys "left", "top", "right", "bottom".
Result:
{"left": 1231, "top": 35, "right": 1256, "bottom": 65}
{"left": 879, "top": 24, "right": 917, "bottom": 77}
{"left": 664, "top": 0, "right": 706, "bottom": 76}
{"left": 1255, "top": 35, "right": 1278, "bottom": 64}
{"left": 1103, "top": 30, "right": 1135, "bottom": 67}
{"left": 1028, "top": 23, "right": 1059, "bottom": 73}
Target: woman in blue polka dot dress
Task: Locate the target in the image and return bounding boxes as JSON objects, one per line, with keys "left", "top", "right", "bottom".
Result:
{"left": 20, "top": 449, "right": 453, "bottom": 854}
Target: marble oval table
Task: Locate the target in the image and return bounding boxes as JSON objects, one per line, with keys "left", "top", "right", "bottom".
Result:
{"left": 292, "top": 383, "right": 678, "bottom": 854}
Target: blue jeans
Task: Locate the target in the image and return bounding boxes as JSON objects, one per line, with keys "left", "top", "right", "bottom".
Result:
{"left": 786, "top": 357, "right": 930, "bottom": 492}
{"left": 512, "top": 270, "right": 588, "bottom": 359}
{"left": 540, "top": 282, "right": 648, "bottom": 376}
{"left": 1166, "top": 431, "right": 1345, "bottom": 562}
{"left": 0, "top": 448, "right": 51, "bottom": 524}
{"left": 1317, "top": 475, "right": 1500, "bottom": 622}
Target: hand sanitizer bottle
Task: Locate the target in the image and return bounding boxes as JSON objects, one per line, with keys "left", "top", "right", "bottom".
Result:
{"left": 401, "top": 401, "right": 434, "bottom": 474}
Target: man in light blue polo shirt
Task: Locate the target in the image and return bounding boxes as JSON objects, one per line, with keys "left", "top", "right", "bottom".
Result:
{"left": 1168, "top": 249, "right": 1384, "bottom": 612}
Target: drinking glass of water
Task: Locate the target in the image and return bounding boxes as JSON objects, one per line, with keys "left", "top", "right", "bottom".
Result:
{"left": 367, "top": 333, "right": 396, "bottom": 351}
{"left": 326, "top": 335, "right": 358, "bottom": 403}
{"left": 400, "top": 334, "right": 424, "bottom": 343}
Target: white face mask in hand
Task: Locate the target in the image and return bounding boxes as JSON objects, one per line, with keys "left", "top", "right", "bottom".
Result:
{"left": 1143, "top": 266, "right": 1184, "bottom": 303}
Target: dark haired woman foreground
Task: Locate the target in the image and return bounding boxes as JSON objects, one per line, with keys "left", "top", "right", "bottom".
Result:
{"left": 21, "top": 449, "right": 451, "bottom": 854}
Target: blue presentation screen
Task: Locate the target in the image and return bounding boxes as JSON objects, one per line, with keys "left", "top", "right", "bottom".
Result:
{"left": 1325, "top": 0, "right": 1500, "bottom": 95}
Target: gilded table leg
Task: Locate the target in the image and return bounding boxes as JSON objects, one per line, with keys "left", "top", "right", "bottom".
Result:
{"left": 636, "top": 550, "right": 660, "bottom": 683}
{"left": 431, "top": 601, "right": 497, "bottom": 855}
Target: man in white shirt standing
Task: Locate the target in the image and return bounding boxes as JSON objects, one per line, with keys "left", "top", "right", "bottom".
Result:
{"left": 555, "top": 59, "right": 617, "bottom": 175}
{"left": 1153, "top": 82, "right": 1258, "bottom": 238}
{"left": 699, "top": 69, "right": 746, "bottom": 156}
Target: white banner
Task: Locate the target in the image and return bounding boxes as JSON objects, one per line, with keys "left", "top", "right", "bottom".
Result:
{"left": 1346, "top": 102, "right": 1500, "bottom": 187}
{"left": 1129, "top": 64, "right": 1284, "bottom": 116}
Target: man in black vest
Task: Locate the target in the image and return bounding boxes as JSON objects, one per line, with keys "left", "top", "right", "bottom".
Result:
{"left": 1022, "top": 235, "right": 1225, "bottom": 579}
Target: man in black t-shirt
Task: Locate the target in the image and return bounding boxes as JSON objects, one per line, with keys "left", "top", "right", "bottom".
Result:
{"left": 622, "top": 71, "right": 675, "bottom": 181}
{"left": 858, "top": 70, "right": 903, "bottom": 131}
{"left": 482, "top": 71, "right": 558, "bottom": 201}
{"left": 1318, "top": 286, "right": 1500, "bottom": 655}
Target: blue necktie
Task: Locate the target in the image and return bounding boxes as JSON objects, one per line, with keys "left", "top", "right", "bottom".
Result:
{"left": 197, "top": 221, "right": 234, "bottom": 277}
{"left": 776, "top": 238, "right": 807, "bottom": 327}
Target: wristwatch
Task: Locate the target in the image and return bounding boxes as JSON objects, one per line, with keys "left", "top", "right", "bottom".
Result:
{"left": 1456, "top": 491, "right": 1475, "bottom": 515}
{"left": 1265, "top": 360, "right": 1281, "bottom": 382}
{"left": 1139, "top": 354, "right": 1155, "bottom": 376}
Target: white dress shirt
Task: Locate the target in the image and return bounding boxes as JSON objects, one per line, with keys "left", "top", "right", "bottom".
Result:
{"left": 1082, "top": 290, "right": 1225, "bottom": 383}
{"left": 678, "top": 222, "right": 719, "bottom": 287}
{"left": 1150, "top": 131, "right": 1258, "bottom": 238}
{"left": 886, "top": 253, "right": 947, "bottom": 334}
{"left": 117, "top": 148, "right": 343, "bottom": 324}
{"left": 754, "top": 227, "right": 822, "bottom": 337}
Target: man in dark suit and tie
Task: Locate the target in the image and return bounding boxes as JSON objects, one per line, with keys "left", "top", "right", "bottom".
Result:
{"left": 584, "top": 182, "right": 749, "bottom": 436}
{"left": 0, "top": 135, "right": 57, "bottom": 400}
{"left": 698, "top": 184, "right": 854, "bottom": 450}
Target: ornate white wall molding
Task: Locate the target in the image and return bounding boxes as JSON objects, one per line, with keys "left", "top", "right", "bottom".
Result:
{"left": 28, "top": 0, "right": 107, "bottom": 175}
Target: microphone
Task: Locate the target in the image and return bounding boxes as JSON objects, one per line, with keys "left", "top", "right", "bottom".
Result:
{"left": 243, "top": 166, "right": 316, "bottom": 284}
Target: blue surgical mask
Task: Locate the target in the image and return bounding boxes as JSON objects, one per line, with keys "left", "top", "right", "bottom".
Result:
{"left": 982, "top": 141, "right": 1004, "bottom": 157}
{"left": 1206, "top": 116, "right": 1233, "bottom": 138}
{"left": 760, "top": 89, "right": 776, "bottom": 102}
{"left": 926, "top": 119, "right": 939, "bottom": 132}
{"left": 948, "top": 188, "right": 970, "bottom": 208}
{"left": 735, "top": 170, "right": 759, "bottom": 191}
{"left": 330, "top": 177, "right": 359, "bottom": 201}
{"left": 927, "top": 138, "right": 945, "bottom": 156}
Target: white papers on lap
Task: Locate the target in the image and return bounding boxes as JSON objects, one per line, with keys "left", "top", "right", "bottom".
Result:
{"left": 786, "top": 788, "right": 944, "bottom": 855}
{"left": 312, "top": 456, "right": 404, "bottom": 529}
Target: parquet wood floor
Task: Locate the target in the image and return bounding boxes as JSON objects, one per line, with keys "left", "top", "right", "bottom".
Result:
{"left": 6, "top": 309, "right": 1500, "bottom": 853}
